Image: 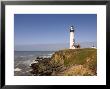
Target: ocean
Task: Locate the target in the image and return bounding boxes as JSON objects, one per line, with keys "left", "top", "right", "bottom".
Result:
{"left": 14, "top": 51, "right": 55, "bottom": 76}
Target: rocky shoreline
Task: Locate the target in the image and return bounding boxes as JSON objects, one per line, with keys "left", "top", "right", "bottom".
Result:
{"left": 30, "top": 56, "right": 64, "bottom": 76}
{"left": 14, "top": 56, "right": 53, "bottom": 76}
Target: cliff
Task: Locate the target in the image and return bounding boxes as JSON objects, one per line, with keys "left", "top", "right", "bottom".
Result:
{"left": 30, "top": 48, "right": 97, "bottom": 76}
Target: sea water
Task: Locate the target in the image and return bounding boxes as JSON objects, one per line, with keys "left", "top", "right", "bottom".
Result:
{"left": 14, "top": 51, "right": 55, "bottom": 76}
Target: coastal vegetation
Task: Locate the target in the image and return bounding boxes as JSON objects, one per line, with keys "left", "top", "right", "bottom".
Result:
{"left": 30, "top": 48, "right": 97, "bottom": 76}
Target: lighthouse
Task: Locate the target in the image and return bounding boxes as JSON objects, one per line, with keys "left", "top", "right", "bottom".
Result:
{"left": 70, "top": 26, "right": 75, "bottom": 49}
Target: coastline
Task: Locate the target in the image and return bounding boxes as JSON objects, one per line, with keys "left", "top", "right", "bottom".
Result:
{"left": 14, "top": 48, "right": 97, "bottom": 76}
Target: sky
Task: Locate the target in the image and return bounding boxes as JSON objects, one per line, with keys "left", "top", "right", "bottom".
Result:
{"left": 14, "top": 14, "right": 97, "bottom": 51}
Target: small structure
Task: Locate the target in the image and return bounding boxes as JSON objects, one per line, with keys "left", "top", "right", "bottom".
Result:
{"left": 74, "top": 44, "right": 80, "bottom": 48}
{"left": 91, "top": 45, "right": 96, "bottom": 48}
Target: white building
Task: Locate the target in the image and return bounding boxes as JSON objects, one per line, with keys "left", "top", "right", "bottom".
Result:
{"left": 70, "top": 26, "right": 75, "bottom": 49}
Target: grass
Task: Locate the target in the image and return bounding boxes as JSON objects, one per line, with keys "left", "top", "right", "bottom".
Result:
{"left": 51, "top": 48, "right": 97, "bottom": 76}
{"left": 52, "top": 48, "right": 96, "bottom": 66}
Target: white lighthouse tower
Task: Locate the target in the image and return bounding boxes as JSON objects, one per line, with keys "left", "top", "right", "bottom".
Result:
{"left": 70, "top": 26, "right": 75, "bottom": 49}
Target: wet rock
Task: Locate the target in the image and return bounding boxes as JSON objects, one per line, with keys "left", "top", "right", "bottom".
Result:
{"left": 30, "top": 56, "right": 64, "bottom": 76}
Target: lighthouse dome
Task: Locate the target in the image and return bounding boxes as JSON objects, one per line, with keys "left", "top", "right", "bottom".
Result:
{"left": 70, "top": 26, "right": 74, "bottom": 32}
